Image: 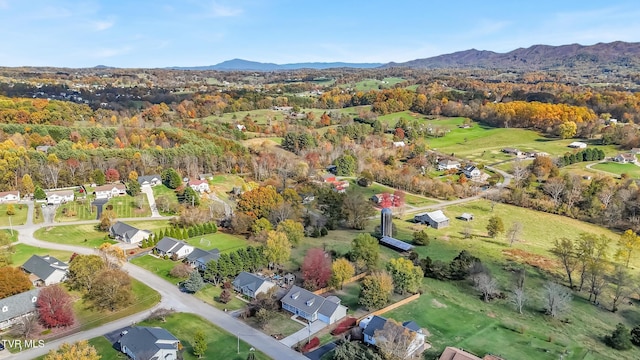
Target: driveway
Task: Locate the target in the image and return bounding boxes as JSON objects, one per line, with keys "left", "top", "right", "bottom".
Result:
{"left": 141, "top": 185, "right": 161, "bottom": 218}
{"left": 305, "top": 342, "right": 337, "bottom": 360}
{"left": 92, "top": 198, "right": 108, "bottom": 220}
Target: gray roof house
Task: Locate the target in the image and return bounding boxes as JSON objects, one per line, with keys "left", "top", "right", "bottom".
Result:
{"left": 109, "top": 221, "right": 152, "bottom": 244}
{"left": 21, "top": 255, "right": 68, "bottom": 286}
{"left": 0, "top": 288, "right": 40, "bottom": 330}
{"left": 184, "top": 247, "right": 220, "bottom": 270}
{"left": 414, "top": 210, "right": 450, "bottom": 229}
{"left": 232, "top": 272, "right": 275, "bottom": 299}
{"left": 137, "top": 174, "right": 162, "bottom": 187}
{"left": 118, "top": 326, "right": 180, "bottom": 360}
{"left": 360, "top": 315, "right": 427, "bottom": 358}
{"left": 281, "top": 285, "right": 347, "bottom": 325}
{"left": 154, "top": 237, "right": 194, "bottom": 260}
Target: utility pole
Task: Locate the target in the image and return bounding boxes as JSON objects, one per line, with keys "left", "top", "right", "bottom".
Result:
{"left": 9, "top": 215, "right": 13, "bottom": 236}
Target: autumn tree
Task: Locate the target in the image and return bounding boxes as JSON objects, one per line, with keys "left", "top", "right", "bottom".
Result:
{"left": 20, "top": 173, "right": 35, "bottom": 195}
{"left": 237, "top": 186, "right": 283, "bottom": 219}
{"left": 386, "top": 257, "right": 423, "bottom": 295}
{"left": 551, "top": 237, "right": 578, "bottom": 288}
{"left": 264, "top": 231, "right": 291, "bottom": 267}
{"left": 170, "top": 263, "right": 193, "bottom": 279}
{"left": 276, "top": 219, "right": 304, "bottom": 247}
{"left": 44, "top": 341, "right": 100, "bottom": 360}
{"left": 37, "top": 284, "right": 74, "bottom": 328}
{"left": 86, "top": 268, "right": 134, "bottom": 311}
{"left": 616, "top": 229, "right": 640, "bottom": 268}
{"left": 486, "top": 216, "right": 504, "bottom": 238}
{"left": 301, "top": 248, "right": 332, "bottom": 290}
{"left": 98, "top": 242, "right": 126, "bottom": 268}
{"left": 374, "top": 319, "right": 418, "bottom": 360}
{"left": 350, "top": 233, "right": 380, "bottom": 270}
{"left": 330, "top": 258, "right": 355, "bottom": 290}
{"left": 0, "top": 266, "right": 32, "bottom": 298}
{"left": 193, "top": 330, "right": 207, "bottom": 358}
{"left": 104, "top": 168, "right": 120, "bottom": 183}
{"left": 360, "top": 272, "right": 394, "bottom": 310}
{"left": 343, "top": 191, "right": 376, "bottom": 230}
{"left": 67, "top": 255, "right": 106, "bottom": 292}
{"left": 98, "top": 209, "right": 117, "bottom": 231}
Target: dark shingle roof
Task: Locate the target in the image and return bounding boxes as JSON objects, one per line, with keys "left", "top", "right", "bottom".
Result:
{"left": 155, "top": 237, "right": 180, "bottom": 252}
{"left": 185, "top": 247, "right": 220, "bottom": 264}
{"left": 110, "top": 221, "right": 140, "bottom": 239}
{"left": 21, "top": 255, "right": 68, "bottom": 281}
{"left": 233, "top": 272, "right": 268, "bottom": 293}
{"left": 402, "top": 320, "right": 420, "bottom": 332}
{"left": 281, "top": 285, "right": 325, "bottom": 315}
{"left": 363, "top": 315, "right": 387, "bottom": 337}
{"left": 0, "top": 289, "right": 40, "bottom": 323}
{"left": 118, "top": 326, "right": 178, "bottom": 360}
{"left": 137, "top": 174, "right": 161, "bottom": 185}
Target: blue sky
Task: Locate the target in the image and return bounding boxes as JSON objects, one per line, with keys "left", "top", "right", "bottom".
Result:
{"left": 0, "top": 0, "right": 639, "bottom": 68}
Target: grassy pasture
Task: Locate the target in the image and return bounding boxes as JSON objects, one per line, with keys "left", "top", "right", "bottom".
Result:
{"left": 380, "top": 200, "right": 639, "bottom": 360}
{"left": 343, "top": 77, "right": 406, "bottom": 91}
{"left": 0, "top": 203, "right": 28, "bottom": 226}
{"left": 592, "top": 162, "right": 640, "bottom": 178}
{"left": 345, "top": 179, "right": 438, "bottom": 207}
{"left": 184, "top": 232, "right": 252, "bottom": 253}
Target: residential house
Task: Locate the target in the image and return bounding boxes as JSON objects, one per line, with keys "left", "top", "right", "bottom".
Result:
{"left": 0, "top": 190, "right": 20, "bottom": 203}
{"left": 0, "top": 289, "right": 40, "bottom": 330}
{"left": 438, "top": 347, "right": 483, "bottom": 360}
{"left": 137, "top": 174, "right": 162, "bottom": 187}
{"left": 46, "top": 190, "right": 74, "bottom": 204}
{"left": 360, "top": 315, "right": 426, "bottom": 358}
{"left": 94, "top": 184, "right": 126, "bottom": 199}
{"left": 21, "top": 255, "right": 68, "bottom": 286}
{"left": 630, "top": 148, "right": 640, "bottom": 155}
{"left": 371, "top": 193, "right": 394, "bottom": 205}
{"left": 614, "top": 153, "right": 637, "bottom": 164}
{"left": 393, "top": 141, "right": 406, "bottom": 148}
{"left": 118, "top": 326, "right": 180, "bottom": 360}
{"left": 232, "top": 272, "right": 276, "bottom": 299}
{"left": 568, "top": 141, "right": 587, "bottom": 149}
{"left": 184, "top": 247, "right": 220, "bottom": 271}
{"left": 188, "top": 179, "right": 210, "bottom": 193}
{"left": 461, "top": 165, "right": 482, "bottom": 180}
{"left": 438, "top": 159, "right": 461, "bottom": 171}
{"left": 236, "top": 124, "right": 246, "bottom": 131}
{"left": 281, "top": 285, "right": 347, "bottom": 324}
{"left": 322, "top": 173, "right": 337, "bottom": 183}
{"left": 198, "top": 173, "right": 213, "bottom": 181}
{"left": 154, "top": 237, "right": 194, "bottom": 260}
{"left": 414, "top": 210, "right": 450, "bottom": 229}
{"left": 379, "top": 236, "right": 414, "bottom": 252}
{"left": 109, "top": 221, "right": 152, "bottom": 245}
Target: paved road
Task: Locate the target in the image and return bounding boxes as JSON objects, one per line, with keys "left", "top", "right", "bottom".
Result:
{"left": 2, "top": 211, "right": 306, "bottom": 360}
{"left": 141, "top": 185, "right": 161, "bottom": 218}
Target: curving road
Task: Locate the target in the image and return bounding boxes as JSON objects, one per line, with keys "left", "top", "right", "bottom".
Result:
{"left": 1, "top": 201, "right": 306, "bottom": 360}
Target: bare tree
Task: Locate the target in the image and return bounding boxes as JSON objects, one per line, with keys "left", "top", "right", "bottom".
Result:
{"left": 11, "top": 314, "right": 38, "bottom": 338}
{"left": 597, "top": 186, "right": 616, "bottom": 210}
{"left": 473, "top": 273, "right": 499, "bottom": 302}
{"left": 510, "top": 288, "right": 527, "bottom": 314}
{"left": 543, "top": 178, "right": 566, "bottom": 207}
{"left": 543, "top": 282, "right": 572, "bottom": 318}
{"left": 374, "top": 319, "right": 418, "bottom": 360}
{"left": 462, "top": 223, "right": 473, "bottom": 239}
{"left": 511, "top": 160, "right": 530, "bottom": 188}
{"left": 506, "top": 222, "right": 523, "bottom": 247}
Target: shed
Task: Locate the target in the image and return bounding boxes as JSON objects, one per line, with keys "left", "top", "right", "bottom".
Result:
{"left": 379, "top": 236, "right": 414, "bottom": 252}
{"left": 414, "top": 210, "right": 450, "bottom": 229}
{"left": 459, "top": 213, "right": 474, "bottom": 221}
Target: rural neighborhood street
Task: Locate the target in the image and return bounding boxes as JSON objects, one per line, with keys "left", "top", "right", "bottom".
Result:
{"left": 1, "top": 204, "right": 307, "bottom": 360}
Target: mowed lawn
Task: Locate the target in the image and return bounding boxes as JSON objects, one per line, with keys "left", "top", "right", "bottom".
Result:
{"left": 195, "top": 283, "right": 249, "bottom": 311}
{"left": 382, "top": 200, "right": 640, "bottom": 360}
{"left": 184, "top": 231, "right": 253, "bottom": 253}
{"left": 89, "top": 313, "right": 270, "bottom": 360}
{"left": 34, "top": 220, "right": 169, "bottom": 248}
{"left": 0, "top": 203, "right": 28, "bottom": 226}
{"left": 11, "top": 243, "right": 73, "bottom": 265}
{"left": 592, "top": 162, "right": 640, "bottom": 178}
{"left": 130, "top": 255, "right": 183, "bottom": 284}
{"left": 54, "top": 201, "right": 98, "bottom": 222}
{"left": 1, "top": 229, "right": 18, "bottom": 242}
{"left": 106, "top": 195, "right": 152, "bottom": 218}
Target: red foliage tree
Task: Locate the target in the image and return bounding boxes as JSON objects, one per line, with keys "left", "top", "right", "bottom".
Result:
{"left": 392, "top": 190, "right": 405, "bottom": 207}
{"left": 105, "top": 168, "right": 120, "bottom": 182}
{"left": 36, "top": 284, "right": 74, "bottom": 328}
{"left": 301, "top": 248, "right": 332, "bottom": 290}
{"left": 379, "top": 193, "right": 393, "bottom": 208}
{"left": 394, "top": 127, "right": 405, "bottom": 140}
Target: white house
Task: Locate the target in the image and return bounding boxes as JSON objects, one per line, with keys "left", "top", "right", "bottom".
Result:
{"left": 46, "top": 190, "right": 74, "bottom": 204}
{"left": 438, "top": 159, "right": 461, "bottom": 171}
{"left": 568, "top": 141, "right": 587, "bottom": 149}
{"left": 154, "top": 237, "right": 194, "bottom": 260}
{"left": 462, "top": 165, "right": 482, "bottom": 179}
{"left": 118, "top": 326, "right": 180, "bottom": 360}
{"left": 94, "top": 184, "right": 126, "bottom": 199}
{"left": 137, "top": 174, "right": 162, "bottom": 187}
{"left": 109, "top": 221, "right": 151, "bottom": 245}
{"left": 0, "top": 289, "right": 40, "bottom": 330}
{"left": 614, "top": 153, "right": 637, "bottom": 164}
{"left": 0, "top": 190, "right": 20, "bottom": 203}
{"left": 360, "top": 315, "right": 426, "bottom": 358}
{"left": 188, "top": 179, "right": 210, "bottom": 193}
{"left": 281, "top": 286, "right": 347, "bottom": 325}
{"left": 21, "top": 255, "right": 68, "bottom": 286}
{"left": 232, "top": 272, "right": 276, "bottom": 299}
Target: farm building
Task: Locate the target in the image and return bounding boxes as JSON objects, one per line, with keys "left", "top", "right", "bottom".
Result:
{"left": 415, "top": 210, "right": 450, "bottom": 229}
{"left": 459, "top": 213, "right": 474, "bottom": 221}
{"left": 501, "top": 148, "right": 521, "bottom": 156}
{"left": 379, "top": 236, "right": 414, "bottom": 252}
{"left": 568, "top": 141, "right": 587, "bottom": 149}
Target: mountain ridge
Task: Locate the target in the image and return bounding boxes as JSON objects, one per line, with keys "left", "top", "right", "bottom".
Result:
{"left": 170, "top": 58, "right": 383, "bottom": 71}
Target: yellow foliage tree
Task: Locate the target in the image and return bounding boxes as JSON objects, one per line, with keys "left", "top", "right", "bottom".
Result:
{"left": 44, "top": 340, "right": 100, "bottom": 360}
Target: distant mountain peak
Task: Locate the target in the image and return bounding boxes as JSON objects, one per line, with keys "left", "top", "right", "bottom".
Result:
{"left": 169, "top": 59, "right": 383, "bottom": 71}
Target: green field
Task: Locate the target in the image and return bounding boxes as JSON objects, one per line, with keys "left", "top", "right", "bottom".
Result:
{"left": 379, "top": 200, "right": 639, "bottom": 360}
{"left": 343, "top": 77, "right": 406, "bottom": 91}
{"left": 195, "top": 283, "right": 249, "bottom": 311}
{"left": 184, "top": 232, "right": 253, "bottom": 253}
{"left": 1, "top": 229, "right": 18, "bottom": 242}
{"left": 106, "top": 194, "right": 152, "bottom": 218}
{"left": 592, "top": 162, "right": 640, "bottom": 178}
{"left": 54, "top": 201, "right": 98, "bottom": 222}
{"left": 0, "top": 203, "right": 28, "bottom": 226}
{"left": 131, "top": 255, "right": 185, "bottom": 283}
{"left": 10, "top": 243, "right": 73, "bottom": 265}
{"left": 89, "top": 313, "right": 270, "bottom": 360}
{"left": 34, "top": 220, "right": 169, "bottom": 248}
{"left": 88, "top": 336, "right": 126, "bottom": 360}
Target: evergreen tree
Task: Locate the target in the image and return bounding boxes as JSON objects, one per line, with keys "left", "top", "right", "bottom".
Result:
{"left": 182, "top": 270, "right": 204, "bottom": 293}
{"left": 606, "top": 323, "right": 633, "bottom": 350}
{"left": 192, "top": 330, "right": 207, "bottom": 358}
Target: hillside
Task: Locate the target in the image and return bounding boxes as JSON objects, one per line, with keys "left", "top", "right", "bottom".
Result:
{"left": 171, "top": 59, "right": 383, "bottom": 71}
{"left": 386, "top": 41, "right": 640, "bottom": 71}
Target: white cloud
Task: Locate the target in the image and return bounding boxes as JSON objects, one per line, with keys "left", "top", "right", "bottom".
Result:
{"left": 207, "top": 1, "right": 242, "bottom": 17}
{"left": 92, "top": 19, "right": 114, "bottom": 31}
